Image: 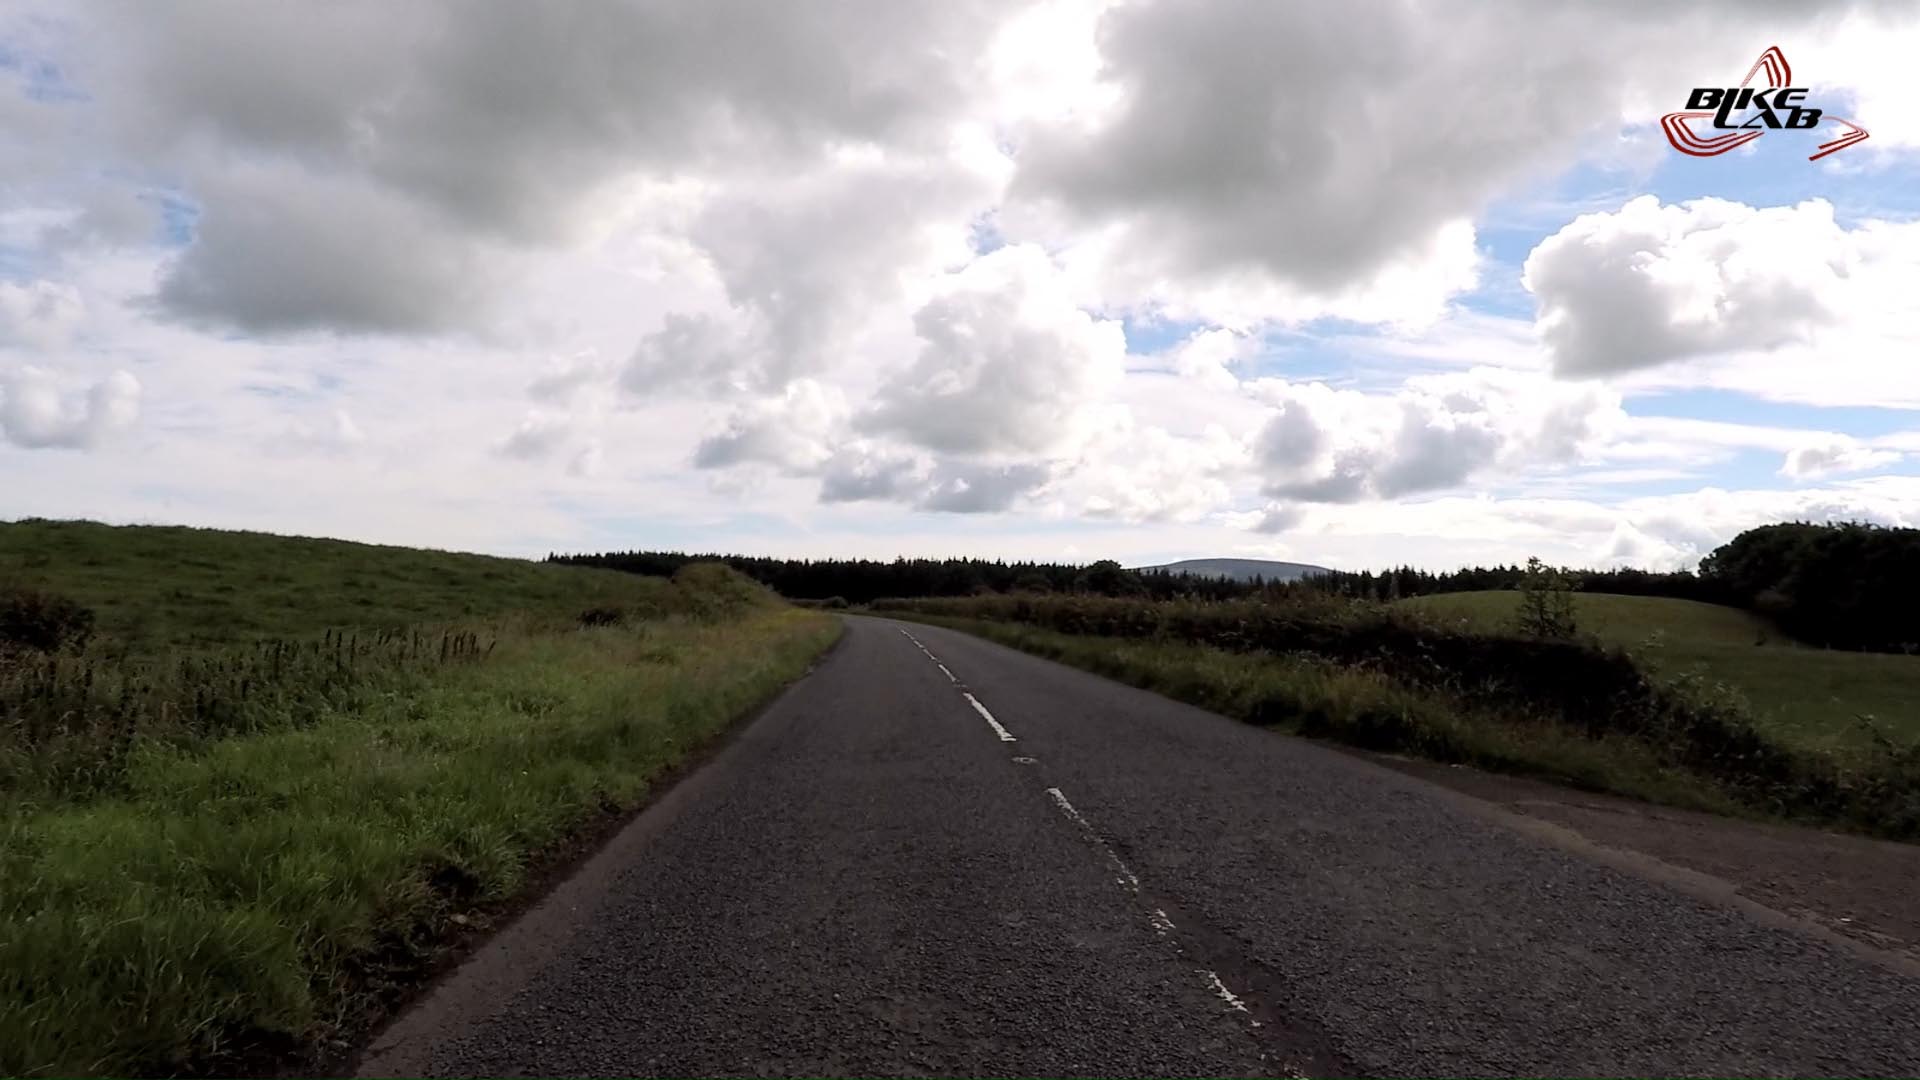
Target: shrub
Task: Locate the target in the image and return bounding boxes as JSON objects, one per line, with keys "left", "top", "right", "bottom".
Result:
{"left": 1515, "top": 557, "right": 1579, "bottom": 640}
{"left": 0, "top": 585, "right": 95, "bottom": 654}
{"left": 1011, "top": 572, "right": 1053, "bottom": 594}
{"left": 578, "top": 606, "right": 625, "bottom": 627}
{"left": 822, "top": 596, "right": 849, "bottom": 610}
{"left": 1075, "top": 559, "right": 1145, "bottom": 596}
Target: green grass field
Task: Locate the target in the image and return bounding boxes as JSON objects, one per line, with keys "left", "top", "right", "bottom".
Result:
{"left": 1399, "top": 591, "right": 1920, "bottom": 754}
{"left": 0, "top": 519, "right": 675, "bottom": 655}
{"left": 0, "top": 521, "right": 839, "bottom": 1076}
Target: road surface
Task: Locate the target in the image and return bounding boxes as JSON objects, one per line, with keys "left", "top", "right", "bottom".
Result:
{"left": 360, "top": 615, "right": 1920, "bottom": 1077}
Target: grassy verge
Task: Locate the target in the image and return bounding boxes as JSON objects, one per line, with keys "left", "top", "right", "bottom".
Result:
{"left": 897, "top": 613, "right": 1741, "bottom": 816}
{"left": 2, "top": 576, "right": 838, "bottom": 1076}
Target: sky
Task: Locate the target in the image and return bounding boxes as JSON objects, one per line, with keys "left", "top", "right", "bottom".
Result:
{"left": 4, "top": 1, "right": 1920, "bottom": 571}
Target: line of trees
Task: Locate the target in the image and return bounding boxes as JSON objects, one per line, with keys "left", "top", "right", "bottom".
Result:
{"left": 552, "top": 520, "right": 1920, "bottom": 653}
{"left": 544, "top": 552, "right": 1254, "bottom": 605}
{"left": 1299, "top": 564, "right": 1723, "bottom": 603}
{"left": 547, "top": 550, "right": 1721, "bottom": 606}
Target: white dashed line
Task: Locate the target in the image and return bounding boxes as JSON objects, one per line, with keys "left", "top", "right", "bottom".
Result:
{"left": 1200, "top": 969, "right": 1257, "bottom": 1022}
{"left": 895, "top": 626, "right": 1274, "bottom": 1056}
{"left": 1044, "top": 786, "right": 1268, "bottom": 1036}
{"left": 963, "top": 692, "right": 1018, "bottom": 742}
{"left": 900, "top": 627, "right": 1015, "bottom": 741}
{"left": 1043, "top": 786, "right": 1142, "bottom": 894}
{"left": 898, "top": 629, "right": 940, "bottom": 661}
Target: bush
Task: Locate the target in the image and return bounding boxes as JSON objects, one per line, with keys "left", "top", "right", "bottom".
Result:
{"left": 578, "top": 606, "right": 625, "bottom": 627}
{"left": 822, "top": 596, "right": 849, "bottom": 610}
{"left": 1075, "top": 559, "right": 1145, "bottom": 596}
{"left": 1011, "top": 572, "right": 1053, "bottom": 594}
{"left": 0, "top": 586, "right": 95, "bottom": 654}
{"left": 1515, "top": 557, "right": 1578, "bottom": 640}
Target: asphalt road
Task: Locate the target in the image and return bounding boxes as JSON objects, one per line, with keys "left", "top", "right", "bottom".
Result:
{"left": 360, "top": 615, "right": 1920, "bottom": 1077}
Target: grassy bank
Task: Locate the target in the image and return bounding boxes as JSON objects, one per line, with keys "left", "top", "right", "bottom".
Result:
{"left": 1401, "top": 590, "right": 1920, "bottom": 753}
{"left": 877, "top": 594, "right": 1920, "bottom": 841}
{"left": 0, "top": 525, "right": 840, "bottom": 1076}
{"left": 0, "top": 519, "right": 673, "bottom": 655}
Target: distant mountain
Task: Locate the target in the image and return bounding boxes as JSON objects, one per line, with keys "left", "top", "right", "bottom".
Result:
{"left": 1133, "top": 557, "right": 1331, "bottom": 583}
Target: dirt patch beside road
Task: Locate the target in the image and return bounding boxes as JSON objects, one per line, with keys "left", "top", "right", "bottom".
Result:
{"left": 1371, "top": 753, "right": 1920, "bottom": 972}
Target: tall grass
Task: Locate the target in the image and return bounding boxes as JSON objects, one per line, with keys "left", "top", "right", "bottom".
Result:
{"left": 1, "top": 565, "right": 839, "bottom": 1077}
{"left": 2, "top": 629, "right": 490, "bottom": 808}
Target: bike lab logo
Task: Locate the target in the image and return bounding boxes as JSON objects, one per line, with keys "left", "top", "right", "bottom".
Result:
{"left": 1662, "top": 46, "right": 1868, "bottom": 161}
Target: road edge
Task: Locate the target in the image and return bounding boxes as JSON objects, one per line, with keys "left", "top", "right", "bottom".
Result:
{"left": 338, "top": 617, "right": 849, "bottom": 1078}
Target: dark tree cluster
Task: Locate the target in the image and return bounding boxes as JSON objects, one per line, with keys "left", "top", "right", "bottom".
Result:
{"left": 1700, "top": 521, "right": 1920, "bottom": 652}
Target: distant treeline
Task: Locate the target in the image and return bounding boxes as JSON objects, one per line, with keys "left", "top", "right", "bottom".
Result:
{"left": 543, "top": 552, "right": 1253, "bottom": 604}
{"left": 551, "top": 520, "right": 1920, "bottom": 653}
{"left": 1303, "top": 564, "right": 1719, "bottom": 603}
{"left": 547, "top": 549, "right": 1709, "bottom": 605}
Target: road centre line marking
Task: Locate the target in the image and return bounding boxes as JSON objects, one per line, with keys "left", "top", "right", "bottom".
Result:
{"left": 1200, "top": 969, "right": 1257, "bottom": 1022}
{"left": 1043, "top": 783, "right": 1269, "bottom": 1036}
{"left": 964, "top": 692, "right": 1018, "bottom": 742}
{"left": 1043, "top": 786, "right": 1142, "bottom": 894}
{"left": 897, "top": 628, "right": 937, "bottom": 657}
{"left": 905, "top": 623, "right": 1275, "bottom": 1050}
{"left": 899, "top": 628, "right": 1014, "bottom": 740}
{"left": 890, "top": 630, "right": 1297, "bottom": 1062}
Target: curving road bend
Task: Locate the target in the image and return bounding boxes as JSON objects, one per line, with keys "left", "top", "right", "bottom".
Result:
{"left": 358, "top": 615, "right": 1920, "bottom": 1077}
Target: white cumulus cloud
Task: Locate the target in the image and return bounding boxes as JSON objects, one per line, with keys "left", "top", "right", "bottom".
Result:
{"left": 1525, "top": 196, "right": 1847, "bottom": 376}
{"left": 860, "top": 244, "right": 1125, "bottom": 456}
{"left": 0, "top": 280, "right": 85, "bottom": 349}
{"left": 1781, "top": 438, "right": 1902, "bottom": 479}
{"left": 0, "top": 367, "right": 140, "bottom": 449}
{"left": 2, "top": 0, "right": 1917, "bottom": 561}
{"left": 1248, "top": 368, "right": 1625, "bottom": 503}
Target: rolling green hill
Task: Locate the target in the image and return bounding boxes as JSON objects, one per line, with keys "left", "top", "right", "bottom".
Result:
{"left": 0, "top": 519, "right": 672, "bottom": 655}
{"left": 1400, "top": 590, "right": 1920, "bottom": 753}
{"left": 1400, "top": 590, "right": 1778, "bottom": 649}
{"left": 1, "top": 519, "right": 840, "bottom": 1075}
